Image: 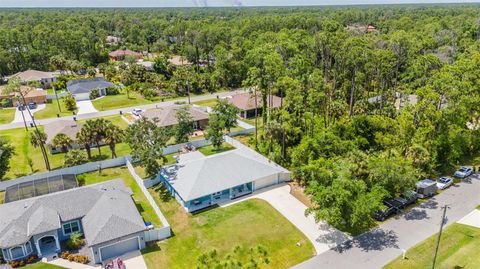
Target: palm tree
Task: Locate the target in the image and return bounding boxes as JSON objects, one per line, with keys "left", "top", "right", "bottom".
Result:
{"left": 76, "top": 127, "right": 94, "bottom": 159}
{"left": 52, "top": 133, "right": 73, "bottom": 153}
{"left": 83, "top": 118, "right": 109, "bottom": 156}
{"left": 104, "top": 123, "right": 125, "bottom": 158}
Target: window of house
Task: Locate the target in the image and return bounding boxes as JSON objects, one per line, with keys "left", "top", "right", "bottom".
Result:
{"left": 62, "top": 220, "right": 80, "bottom": 235}
{"left": 10, "top": 246, "right": 24, "bottom": 259}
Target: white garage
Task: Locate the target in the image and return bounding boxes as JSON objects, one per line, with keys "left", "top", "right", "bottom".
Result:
{"left": 73, "top": 93, "right": 90, "bottom": 101}
{"left": 99, "top": 237, "right": 140, "bottom": 262}
{"left": 254, "top": 174, "right": 279, "bottom": 191}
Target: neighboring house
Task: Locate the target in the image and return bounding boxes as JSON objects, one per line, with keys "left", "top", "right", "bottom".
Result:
{"left": 224, "top": 92, "right": 282, "bottom": 119}
{"left": 106, "top": 35, "right": 121, "bottom": 45}
{"left": 66, "top": 78, "right": 115, "bottom": 101}
{"left": 141, "top": 105, "right": 209, "bottom": 130}
{"left": 44, "top": 120, "right": 83, "bottom": 153}
{"left": 0, "top": 86, "right": 47, "bottom": 107}
{"left": 108, "top": 49, "right": 143, "bottom": 61}
{"left": 395, "top": 94, "right": 418, "bottom": 110}
{"left": 168, "top": 55, "right": 192, "bottom": 66}
{"left": 0, "top": 180, "right": 148, "bottom": 264}
{"left": 137, "top": 60, "right": 154, "bottom": 71}
{"left": 6, "top": 70, "right": 60, "bottom": 88}
{"left": 160, "top": 149, "right": 290, "bottom": 212}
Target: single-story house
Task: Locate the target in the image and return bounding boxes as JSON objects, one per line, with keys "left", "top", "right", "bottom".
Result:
{"left": 106, "top": 35, "right": 121, "bottom": 45}
{"left": 66, "top": 78, "right": 115, "bottom": 101}
{"left": 225, "top": 92, "right": 282, "bottom": 119}
{"left": 160, "top": 149, "right": 290, "bottom": 212}
{"left": 0, "top": 86, "right": 47, "bottom": 107}
{"left": 108, "top": 49, "right": 143, "bottom": 61}
{"left": 44, "top": 120, "right": 83, "bottom": 153}
{"left": 141, "top": 105, "right": 209, "bottom": 130}
{"left": 137, "top": 61, "right": 154, "bottom": 72}
{"left": 6, "top": 70, "right": 60, "bottom": 88}
{"left": 0, "top": 179, "right": 148, "bottom": 264}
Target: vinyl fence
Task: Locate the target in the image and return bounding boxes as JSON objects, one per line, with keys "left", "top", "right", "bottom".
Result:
{"left": 0, "top": 156, "right": 127, "bottom": 191}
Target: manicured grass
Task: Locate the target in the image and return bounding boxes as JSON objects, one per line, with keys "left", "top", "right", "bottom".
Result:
{"left": 0, "top": 108, "right": 15, "bottom": 124}
{"left": 76, "top": 166, "right": 162, "bottom": 227}
{"left": 78, "top": 115, "right": 129, "bottom": 129}
{"left": 198, "top": 143, "right": 235, "bottom": 156}
{"left": 0, "top": 127, "right": 131, "bottom": 179}
{"left": 0, "top": 191, "right": 4, "bottom": 204}
{"left": 384, "top": 223, "right": 480, "bottom": 269}
{"left": 143, "top": 186, "right": 315, "bottom": 269}
{"left": 92, "top": 92, "right": 157, "bottom": 111}
{"left": 25, "top": 263, "right": 67, "bottom": 269}
{"left": 34, "top": 99, "right": 77, "bottom": 120}
{"left": 192, "top": 98, "right": 219, "bottom": 108}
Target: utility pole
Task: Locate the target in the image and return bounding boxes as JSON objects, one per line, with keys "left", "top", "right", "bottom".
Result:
{"left": 432, "top": 205, "right": 448, "bottom": 269}
{"left": 186, "top": 80, "right": 191, "bottom": 104}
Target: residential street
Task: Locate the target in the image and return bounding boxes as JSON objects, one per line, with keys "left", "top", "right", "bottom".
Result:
{"left": 293, "top": 174, "right": 480, "bottom": 269}
{"left": 0, "top": 89, "right": 243, "bottom": 131}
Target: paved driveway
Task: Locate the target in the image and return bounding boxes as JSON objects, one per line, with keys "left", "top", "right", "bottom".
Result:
{"left": 76, "top": 100, "right": 98, "bottom": 115}
{"left": 47, "top": 250, "right": 147, "bottom": 269}
{"left": 293, "top": 174, "right": 480, "bottom": 269}
{"left": 220, "top": 184, "right": 350, "bottom": 255}
{"left": 12, "top": 104, "right": 46, "bottom": 123}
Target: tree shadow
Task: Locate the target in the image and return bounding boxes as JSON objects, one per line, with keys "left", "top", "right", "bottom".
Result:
{"left": 404, "top": 208, "right": 429, "bottom": 221}
{"left": 333, "top": 228, "right": 398, "bottom": 253}
{"left": 315, "top": 223, "right": 351, "bottom": 247}
{"left": 418, "top": 198, "right": 438, "bottom": 210}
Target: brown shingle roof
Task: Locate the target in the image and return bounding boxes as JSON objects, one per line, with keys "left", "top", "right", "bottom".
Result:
{"left": 108, "top": 49, "right": 142, "bottom": 58}
{"left": 7, "top": 70, "right": 59, "bottom": 82}
{"left": 142, "top": 105, "right": 209, "bottom": 128}
{"left": 44, "top": 120, "right": 83, "bottom": 144}
{"left": 225, "top": 92, "right": 282, "bottom": 111}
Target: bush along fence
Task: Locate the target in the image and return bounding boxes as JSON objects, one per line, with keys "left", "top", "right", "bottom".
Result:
{"left": 126, "top": 157, "right": 171, "bottom": 242}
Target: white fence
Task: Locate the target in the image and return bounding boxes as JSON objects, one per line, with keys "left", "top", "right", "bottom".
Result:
{"left": 46, "top": 92, "right": 68, "bottom": 100}
{"left": 163, "top": 139, "right": 212, "bottom": 155}
{"left": 0, "top": 156, "right": 127, "bottom": 191}
{"left": 126, "top": 158, "right": 171, "bottom": 241}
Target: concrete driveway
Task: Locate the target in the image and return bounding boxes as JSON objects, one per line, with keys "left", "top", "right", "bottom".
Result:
{"left": 12, "top": 104, "right": 46, "bottom": 123}
{"left": 220, "top": 184, "right": 350, "bottom": 255}
{"left": 293, "top": 173, "right": 480, "bottom": 269}
{"left": 76, "top": 100, "right": 98, "bottom": 115}
{"left": 47, "top": 250, "right": 146, "bottom": 269}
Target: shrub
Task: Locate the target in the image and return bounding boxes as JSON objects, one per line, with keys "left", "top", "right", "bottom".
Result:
{"left": 60, "top": 251, "right": 70, "bottom": 259}
{"left": 25, "top": 255, "right": 37, "bottom": 264}
{"left": 106, "top": 87, "right": 120, "bottom": 95}
{"left": 63, "top": 94, "right": 77, "bottom": 111}
{"left": 74, "top": 255, "right": 89, "bottom": 264}
{"left": 67, "top": 254, "right": 76, "bottom": 262}
{"left": 89, "top": 89, "right": 100, "bottom": 100}
{"left": 64, "top": 150, "right": 88, "bottom": 168}
{"left": 140, "top": 87, "right": 157, "bottom": 100}
{"left": 66, "top": 232, "right": 85, "bottom": 250}
{"left": 0, "top": 98, "right": 12, "bottom": 108}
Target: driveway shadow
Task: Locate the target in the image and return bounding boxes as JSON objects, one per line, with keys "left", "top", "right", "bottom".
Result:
{"left": 333, "top": 228, "right": 398, "bottom": 253}
{"left": 404, "top": 208, "right": 429, "bottom": 220}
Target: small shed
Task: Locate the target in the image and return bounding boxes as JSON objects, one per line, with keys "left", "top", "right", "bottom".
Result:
{"left": 416, "top": 179, "right": 437, "bottom": 198}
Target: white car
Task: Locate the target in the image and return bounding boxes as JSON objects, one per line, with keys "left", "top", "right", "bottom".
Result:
{"left": 454, "top": 166, "right": 473, "bottom": 179}
{"left": 436, "top": 177, "right": 453, "bottom": 190}
{"left": 132, "top": 108, "right": 143, "bottom": 116}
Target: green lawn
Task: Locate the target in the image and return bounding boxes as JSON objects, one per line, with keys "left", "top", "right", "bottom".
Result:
{"left": 78, "top": 115, "right": 129, "bottom": 129}
{"left": 0, "top": 127, "right": 131, "bottom": 179}
{"left": 0, "top": 108, "right": 15, "bottom": 124}
{"left": 92, "top": 92, "right": 157, "bottom": 111}
{"left": 198, "top": 143, "right": 235, "bottom": 156}
{"left": 0, "top": 191, "right": 4, "bottom": 204}
{"left": 143, "top": 186, "right": 314, "bottom": 269}
{"left": 76, "top": 166, "right": 162, "bottom": 227}
{"left": 34, "top": 99, "right": 77, "bottom": 120}
{"left": 25, "top": 263, "right": 67, "bottom": 269}
{"left": 192, "top": 98, "right": 219, "bottom": 108}
{"left": 384, "top": 223, "right": 480, "bottom": 269}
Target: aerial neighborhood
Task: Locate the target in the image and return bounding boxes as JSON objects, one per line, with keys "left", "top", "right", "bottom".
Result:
{"left": 0, "top": 4, "right": 479, "bottom": 269}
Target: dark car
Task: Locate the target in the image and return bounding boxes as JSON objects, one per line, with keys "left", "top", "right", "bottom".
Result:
{"left": 17, "top": 104, "right": 25, "bottom": 111}
{"left": 374, "top": 201, "right": 399, "bottom": 221}
{"left": 394, "top": 191, "right": 418, "bottom": 208}
{"left": 28, "top": 102, "right": 37, "bottom": 109}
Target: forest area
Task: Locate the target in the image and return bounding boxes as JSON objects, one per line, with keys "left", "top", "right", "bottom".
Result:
{"left": 0, "top": 5, "right": 479, "bottom": 234}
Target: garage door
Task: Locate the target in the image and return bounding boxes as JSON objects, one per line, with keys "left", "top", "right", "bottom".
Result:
{"left": 254, "top": 175, "right": 278, "bottom": 191}
{"left": 99, "top": 237, "right": 139, "bottom": 262}
{"left": 74, "top": 93, "right": 90, "bottom": 101}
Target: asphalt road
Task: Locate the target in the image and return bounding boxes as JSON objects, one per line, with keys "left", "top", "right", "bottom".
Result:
{"left": 0, "top": 89, "right": 243, "bottom": 131}
{"left": 293, "top": 173, "right": 480, "bottom": 269}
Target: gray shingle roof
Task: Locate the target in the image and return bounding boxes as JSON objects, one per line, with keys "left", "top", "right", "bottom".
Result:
{"left": 43, "top": 120, "right": 83, "bottom": 144}
{"left": 142, "top": 105, "right": 209, "bottom": 128}
{"left": 0, "top": 179, "right": 146, "bottom": 248}
{"left": 167, "top": 150, "right": 287, "bottom": 201}
{"left": 67, "top": 78, "right": 115, "bottom": 95}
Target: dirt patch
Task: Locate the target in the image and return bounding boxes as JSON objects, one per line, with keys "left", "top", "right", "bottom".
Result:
{"left": 289, "top": 182, "right": 314, "bottom": 209}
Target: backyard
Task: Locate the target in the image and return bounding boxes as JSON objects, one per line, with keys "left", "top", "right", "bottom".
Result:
{"left": 76, "top": 166, "right": 163, "bottom": 227}
{"left": 198, "top": 143, "right": 235, "bottom": 156}
{"left": 0, "top": 126, "right": 131, "bottom": 179}
{"left": 0, "top": 108, "right": 15, "bottom": 124}
{"left": 34, "top": 99, "right": 77, "bottom": 120}
{"left": 143, "top": 185, "right": 315, "bottom": 269}
{"left": 384, "top": 223, "right": 480, "bottom": 269}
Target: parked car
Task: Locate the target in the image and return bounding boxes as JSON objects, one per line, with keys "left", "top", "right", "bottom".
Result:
{"left": 374, "top": 200, "right": 399, "bottom": 221}
{"left": 17, "top": 104, "right": 25, "bottom": 111}
{"left": 132, "top": 108, "right": 143, "bottom": 116}
{"left": 454, "top": 166, "right": 473, "bottom": 179}
{"left": 28, "top": 102, "right": 37, "bottom": 109}
{"left": 436, "top": 177, "right": 453, "bottom": 190}
{"left": 416, "top": 179, "right": 437, "bottom": 198}
{"left": 399, "top": 190, "right": 418, "bottom": 206}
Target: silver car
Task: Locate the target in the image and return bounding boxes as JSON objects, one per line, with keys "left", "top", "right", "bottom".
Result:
{"left": 436, "top": 177, "right": 453, "bottom": 190}
{"left": 454, "top": 166, "right": 473, "bottom": 179}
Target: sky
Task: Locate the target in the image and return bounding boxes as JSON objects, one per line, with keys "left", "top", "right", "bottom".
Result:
{"left": 0, "top": 0, "right": 478, "bottom": 7}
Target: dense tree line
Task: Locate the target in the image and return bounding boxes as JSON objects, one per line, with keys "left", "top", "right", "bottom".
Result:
{"left": 0, "top": 5, "right": 479, "bottom": 233}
